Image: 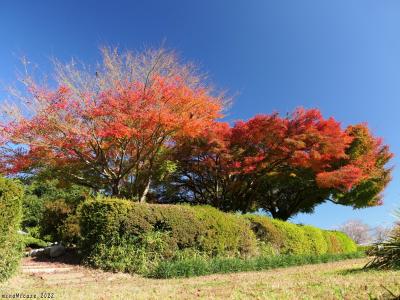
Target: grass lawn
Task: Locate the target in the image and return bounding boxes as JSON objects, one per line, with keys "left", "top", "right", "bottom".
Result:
{"left": 1, "top": 258, "right": 399, "bottom": 299}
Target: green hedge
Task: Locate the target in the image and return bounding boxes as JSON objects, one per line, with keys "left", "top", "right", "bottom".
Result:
{"left": 301, "top": 225, "right": 328, "bottom": 255}
{"left": 79, "top": 198, "right": 257, "bottom": 261}
{"left": 78, "top": 197, "right": 357, "bottom": 275}
{"left": 244, "top": 215, "right": 356, "bottom": 256}
{"left": 325, "top": 230, "right": 357, "bottom": 253}
{"left": 0, "top": 177, "right": 24, "bottom": 282}
{"left": 321, "top": 231, "right": 356, "bottom": 254}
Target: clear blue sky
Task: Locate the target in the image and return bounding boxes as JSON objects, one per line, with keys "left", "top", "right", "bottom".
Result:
{"left": 0, "top": 0, "right": 399, "bottom": 229}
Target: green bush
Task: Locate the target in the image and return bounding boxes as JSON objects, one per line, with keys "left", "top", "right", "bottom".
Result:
{"left": 40, "top": 199, "right": 73, "bottom": 242}
{"left": 323, "top": 230, "right": 357, "bottom": 254}
{"left": 59, "top": 214, "right": 81, "bottom": 246}
{"left": 40, "top": 199, "right": 85, "bottom": 246}
{"left": 22, "top": 179, "right": 90, "bottom": 244}
{"left": 79, "top": 198, "right": 258, "bottom": 267}
{"left": 332, "top": 231, "right": 358, "bottom": 253}
{"left": 20, "top": 234, "right": 49, "bottom": 249}
{"left": 78, "top": 197, "right": 357, "bottom": 276}
{"left": 192, "top": 206, "right": 257, "bottom": 257}
{"left": 323, "top": 231, "right": 339, "bottom": 253}
{"left": 25, "top": 226, "right": 41, "bottom": 239}
{"left": 245, "top": 215, "right": 355, "bottom": 256}
{"left": 267, "top": 219, "right": 310, "bottom": 255}
{"left": 22, "top": 194, "right": 44, "bottom": 229}
{"left": 0, "top": 177, "right": 24, "bottom": 282}
{"left": 301, "top": 225, "right": 328, "bottom": 255}
{"left": 244, "top": 215, "right": 284, "bottom": 254}
{"left": 85, "top": 232, "right": 169, "bottom": 274}
{"left": 79, "top": 198, "right": 202, "bottom": 257}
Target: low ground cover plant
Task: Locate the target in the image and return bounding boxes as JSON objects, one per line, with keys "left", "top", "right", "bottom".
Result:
{"left": 150, "top": 252, "right": 365, "bottom": 278}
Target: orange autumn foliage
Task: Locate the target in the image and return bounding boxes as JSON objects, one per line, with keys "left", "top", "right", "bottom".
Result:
{"left": 1, "top": 74, "right": 223, "bottom": 199}
{"left": 166, "top": 108, "right": 392, "bottom": 220}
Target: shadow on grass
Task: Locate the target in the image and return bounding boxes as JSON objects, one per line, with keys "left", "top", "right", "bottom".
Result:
{"left": 337, "top": 267, "right": 367, "bottom": 276}
{"left": 28, "top": 248, "right": 81, "bottom": 266}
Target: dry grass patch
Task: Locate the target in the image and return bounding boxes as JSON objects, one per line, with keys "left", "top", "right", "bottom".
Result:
{"left": 0, "top": 258, "right": 399, "bottom": 299}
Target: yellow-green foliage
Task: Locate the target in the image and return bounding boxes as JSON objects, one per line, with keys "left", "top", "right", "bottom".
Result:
{"left": 268, "top": 219, "right": 310, "bottom": 255}
{"left": 79, "top": 197, "right": 257, "bottom": 259}
{"left": 245, "top": 215, "right": 356, "bottom": 256}
{"left": 193, "top": 206, "right": 257, "bottom": 257}
{"left": 323, "top": 231, "right": 342, "bottom": 253}
{"left": 0, "top": 177, "right": 24, "bottom": 282}
{"left": 78, "top": 197, "right": 357, "bottom": 275}
{"left": 331, "top": 231, "right": 357, "bottom": 253}
{"left": 244, "top": 215, "right": 284, "bottom": 252}
{"left": 301, "top": 225, "right": 328, "bottom": 255}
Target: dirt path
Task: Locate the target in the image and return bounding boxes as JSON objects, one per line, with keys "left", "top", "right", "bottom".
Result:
{"left": 22, "top": 256, "right": 95, "bottom": 285}
{"left": 20, "top": 252, "right": 129, "bottom": 286}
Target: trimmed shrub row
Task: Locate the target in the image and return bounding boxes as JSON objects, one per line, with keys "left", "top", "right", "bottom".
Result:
{"left": 0, "top": 177, "right": 24, "bottom": 282}
{"left": 78, "top": 198, "right": 358, "bottom": 275}
{"left": 79, "top": 198, "right": 257, "bottom": 259}
{"left": 245, "top": 215, "right": 357, "bottom": 255}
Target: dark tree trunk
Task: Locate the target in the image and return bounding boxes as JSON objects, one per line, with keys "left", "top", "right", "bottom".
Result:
{"left": 112, "top": 180, "right": 120, "bottom": 197}
{"left": 270, "top": 209, "right": 291, "bottom": 221}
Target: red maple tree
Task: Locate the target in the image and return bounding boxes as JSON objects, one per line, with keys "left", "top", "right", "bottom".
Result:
{"left": 0, "top": 48, "right": 224, "bottom": 201}
{"left": 165, "top": 108, "right": 392, "bottom": 219}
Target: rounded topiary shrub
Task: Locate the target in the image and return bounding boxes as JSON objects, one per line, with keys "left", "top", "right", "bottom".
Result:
{"left": 324, "top": 231, "right": 340, "bottom": 253}
{"left": 78, "top": 197, "right": 132, "bottom": 255}
{"left": 78, "top": 198, "right": 358, "bottom": 275}
{"left": 0, "top": 177, "right": 24, "bottom": 282}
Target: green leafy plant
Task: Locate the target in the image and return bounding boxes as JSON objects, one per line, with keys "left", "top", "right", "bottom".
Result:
{"left": 20, "top": 234, "right": 49, "bottom": 249}
{"left": 20, "top": 179, "right": 89, "bottom": 245}
{"left": 78, "top": 197, "right": 358, "bottom": 276}
{"left": 40, "top": 199, "right": 73, "bottom": 242}
{"left": 84, "top": 231, "right": 169, "bottom": 274}
{"left": 79, "top": 198, "right": 257, "bottom": 259}
{"left": 0, "top": 177, "right": 24, "bottom": 282}
{"left": 149, "top": 252, "right": 365, "bottom": 279}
